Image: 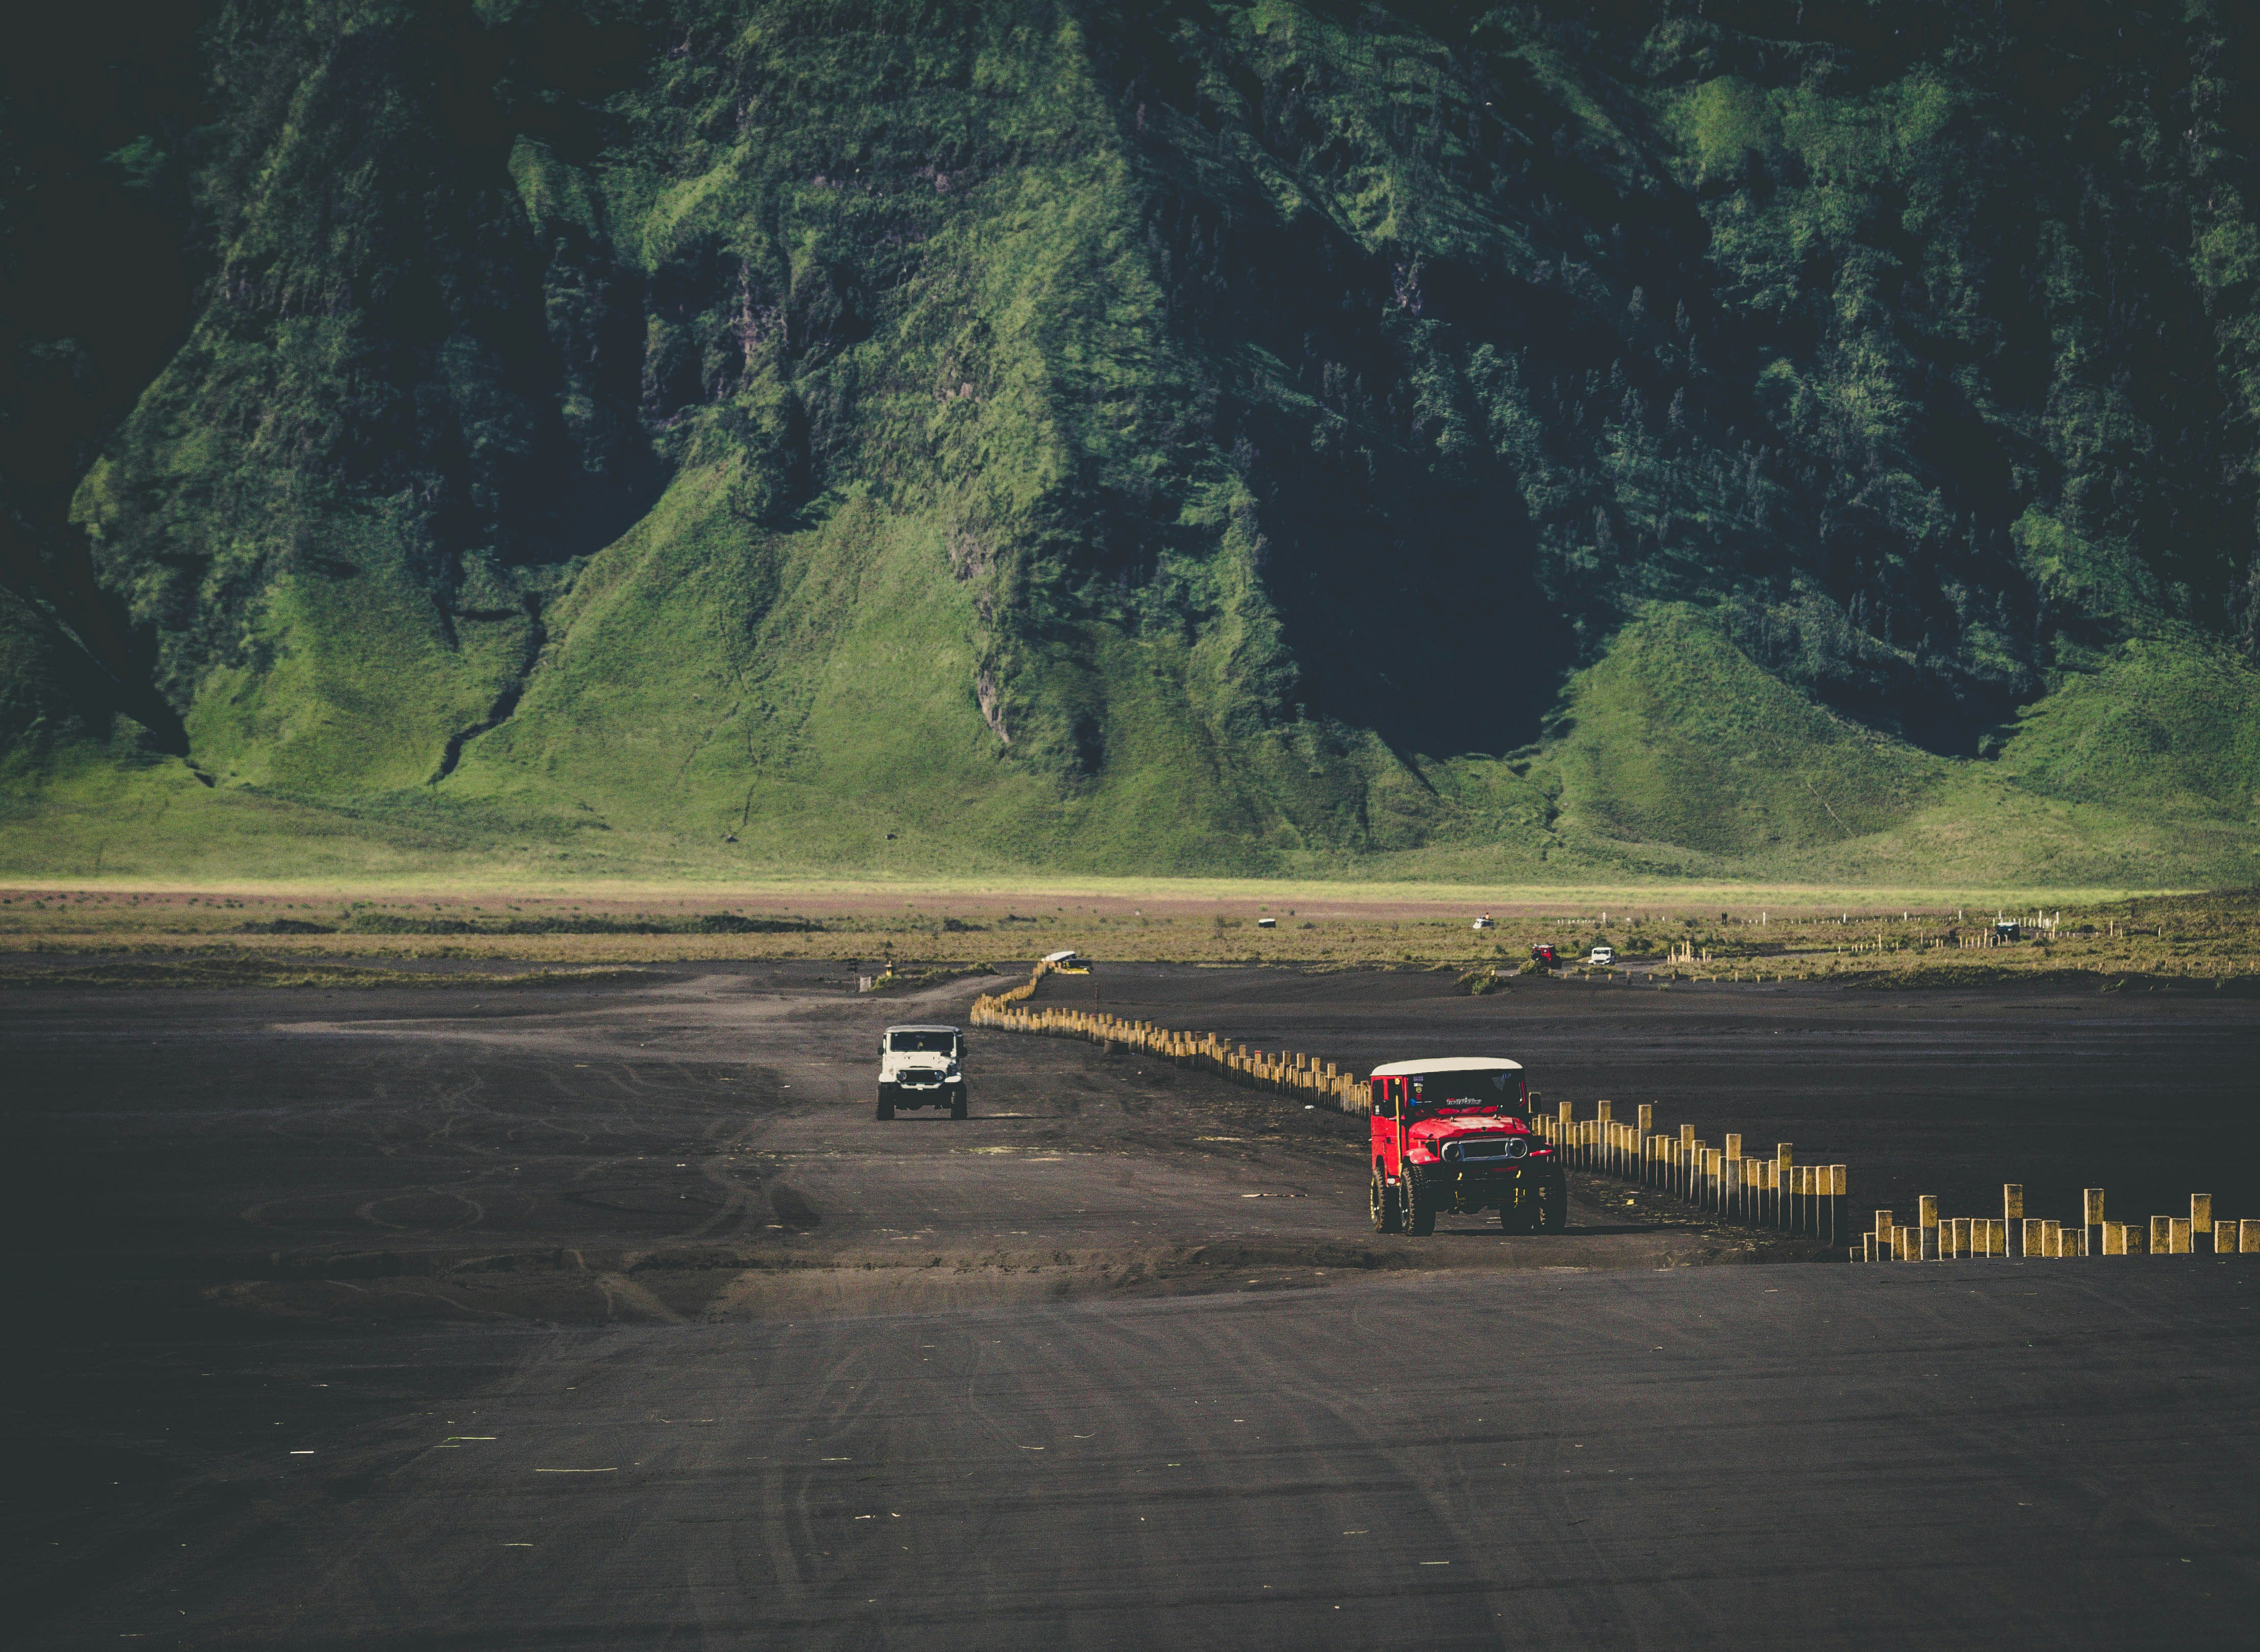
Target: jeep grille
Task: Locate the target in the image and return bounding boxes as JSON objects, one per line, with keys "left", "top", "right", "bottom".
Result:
{"left": 1442, "top": 1136, "right": 1526, "bottom": 1162}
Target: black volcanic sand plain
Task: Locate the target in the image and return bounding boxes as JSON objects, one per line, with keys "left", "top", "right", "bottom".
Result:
{"left": 7, "top": 962, "right": 2257, "bottom": 1648}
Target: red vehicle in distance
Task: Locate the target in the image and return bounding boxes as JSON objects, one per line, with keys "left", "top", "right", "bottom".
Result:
{"left": 1529, "top": 943, "right": 1559, "bottom": 967}
{"left": 1368, "top": 1058, "right": 1563, "bottom": 1235}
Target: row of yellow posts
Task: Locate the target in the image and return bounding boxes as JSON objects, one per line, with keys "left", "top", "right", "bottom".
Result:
{"left": 1858, "top": 1188, "right": 2250, "bottom": 1260}
{"left": 970, "top": 962, "right": 1369, "bottom": 1112}
{"left": 1536, "top": 1100, "right": 1847, "bottom": 1240}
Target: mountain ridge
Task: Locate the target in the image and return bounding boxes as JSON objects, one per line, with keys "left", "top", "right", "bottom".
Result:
{"left": 3, "top": 1, "right": 2256, "bottom": 883}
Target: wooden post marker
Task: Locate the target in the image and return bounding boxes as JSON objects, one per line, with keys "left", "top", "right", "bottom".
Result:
{"left": 2043, "top": 1219, "right": 2063, "bottom": 1258}
{"left": 2022, "top": 1217, "right": 2046, "bottom": 1258}
{"left": 2003, "top": 1185, "right": 2024, "bottom": 1257}
{"left": 1919, "top": 1194, "right": 1939, "bottom": 1260}
{"left": 2192, "top": 1194, "right": 2214, "bottom": 1253}
{"left": 2085, "top": 1188, "right": 2105, "bottom": 1258}
{"left": 2151, "top": 1215, "right": 2173, "bottom": 1255}
{"left": 1776, "top": 1145, "right": 1793, "bottom": 1232}
{"left": 2170, "top": 1216, "right": 2191, "bottom": 1255}
{"left": 2101, "top": 1221, "right": 2126, "bottom": 1256}
{"left": 2242, "top": 1219, "right": 2260, "bottom": 1254}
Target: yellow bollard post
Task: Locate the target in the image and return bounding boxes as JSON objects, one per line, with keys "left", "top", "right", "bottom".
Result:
{"left": 2003, "top": 1185, "right": 2024, "bottom": 1257}
{"left": 2192, "top": 1194, "right": 2214, "bottom": 1253}
{"left": 1919, "top": 1194, "right": 1939, "bottom": 1260}
{"left": 2151, "top": 1215, "right": 2172, "bottom": 1255}
{"left": 2043, "top": 1219, "right": 2062, "bottom": 1258}
{"left": 2170, "top": 1216, "right": 2191, "bottom": 1255}
{"left": 2241, "top": 1218, "right": 2260, "bottom": 1254}
{"left": 2084, "top": 1188, "right": 2105, "bottom": 1258}
{"left": 2102, "top": 1221, "right": 2127, "bottom": 1256}
{"left": 2022, "top": 1217, "right": 2046, "bottom": 1258}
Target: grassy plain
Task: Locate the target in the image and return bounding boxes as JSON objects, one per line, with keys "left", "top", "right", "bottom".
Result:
{"left": 3, "top": 879, "right": 2252, "bottom": 990}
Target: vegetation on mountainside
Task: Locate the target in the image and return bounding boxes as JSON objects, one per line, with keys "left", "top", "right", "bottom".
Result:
{"left": 3, "top": 2, "right": 2256, "bottom": 881}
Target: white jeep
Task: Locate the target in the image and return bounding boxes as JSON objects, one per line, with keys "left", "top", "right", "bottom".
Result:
{"left": 877, "top": 1024, "right": 967, "bottom": 1120}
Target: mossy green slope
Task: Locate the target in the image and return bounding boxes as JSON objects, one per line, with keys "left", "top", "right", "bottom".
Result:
{"left": 5, "top": 1, "right": 2256, "bottom": 883}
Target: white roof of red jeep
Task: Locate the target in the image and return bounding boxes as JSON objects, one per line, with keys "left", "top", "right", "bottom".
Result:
{"left": 1368, "top": 1057, "right": 1523, "bottom": 1077}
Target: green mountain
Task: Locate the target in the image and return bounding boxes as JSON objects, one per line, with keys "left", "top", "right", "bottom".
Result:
{"left": 5, "top": 0, "right": 2257, "bottom": 884}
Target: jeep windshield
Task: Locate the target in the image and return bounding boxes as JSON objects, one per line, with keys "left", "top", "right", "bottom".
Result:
{"left": 889, "top": 1031, "right": 957, "bottom": 1055}
{"left": 1407, "top": 1072, "right": 1522, "bottom": 1112}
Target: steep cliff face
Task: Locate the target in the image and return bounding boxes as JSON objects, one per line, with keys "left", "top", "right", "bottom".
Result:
{"left": 8, "top": 1, "right": 2258, "bottom": 879}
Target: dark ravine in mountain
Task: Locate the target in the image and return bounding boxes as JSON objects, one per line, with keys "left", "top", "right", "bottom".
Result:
{"left": 3, "top": 1, "right": 2256, "bottom": 881}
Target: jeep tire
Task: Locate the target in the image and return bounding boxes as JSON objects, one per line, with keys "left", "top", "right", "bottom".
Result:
{"left": 1402, "top": 1165, "right": 1437, "bottom": 1236}
{"left": 1369, "top": 1167, "right": 1401, "bottom": 1234}
{"left": 1534, "top": 1173, "right": 1566, "bottom": 1233}
{"left": 875, "top": 1086, "right": 895, "bottom": 1122}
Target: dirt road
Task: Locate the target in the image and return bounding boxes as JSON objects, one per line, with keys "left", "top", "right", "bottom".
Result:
{"left": 8, "top": 963, "right": 2256, "bottom": 1647}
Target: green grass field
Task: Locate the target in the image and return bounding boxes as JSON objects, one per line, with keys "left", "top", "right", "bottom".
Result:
{"left": 3, "top": 879, "right": 2251, "bottom": 990}
{"left": 7, "top": 603, "right": 2255, "bottom": 893}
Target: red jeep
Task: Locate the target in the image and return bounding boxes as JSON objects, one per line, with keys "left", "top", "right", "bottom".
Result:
{"left": 1368, "top": 1058, "right": 1564, "bottom": 1235}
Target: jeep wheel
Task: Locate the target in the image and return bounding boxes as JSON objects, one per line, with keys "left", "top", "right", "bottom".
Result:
{"left": 1368, "top": 1167, "right": 1401, "bottom": 1234}
{"left": 875, "top": 1087, "right": 895, "bottom": 1122}
{"left": 1534, "top": 1174, "right": 1566, "bottom": 1233}
{"left": 1403, "top": 1167, "right": 1436, "bottom": 1236}
{"left": 950, "top": 1087, "right": 968, "bottom": 1121}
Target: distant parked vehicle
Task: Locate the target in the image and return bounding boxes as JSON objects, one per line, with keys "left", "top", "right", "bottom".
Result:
{"left": 1471, "top": 913, "right": 1494, "bottom": 930}
{"left": 1043, "top": 948, "right": 1090, "bottom": 974}
{"left": 1529, "top": 943, "right": 1558, "bottom": 967}
{"left": 876, "top": 1024, "right": 967, "bottom": 1121}
{"left": 1587, "top": 944, "right": 1615, "bottom": 965}
{"left": 1993, "top": 920, "right": 2020, "bottom": 942}
{"left": 1256, "top": 917, "right": 1277, "bottom": 928}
